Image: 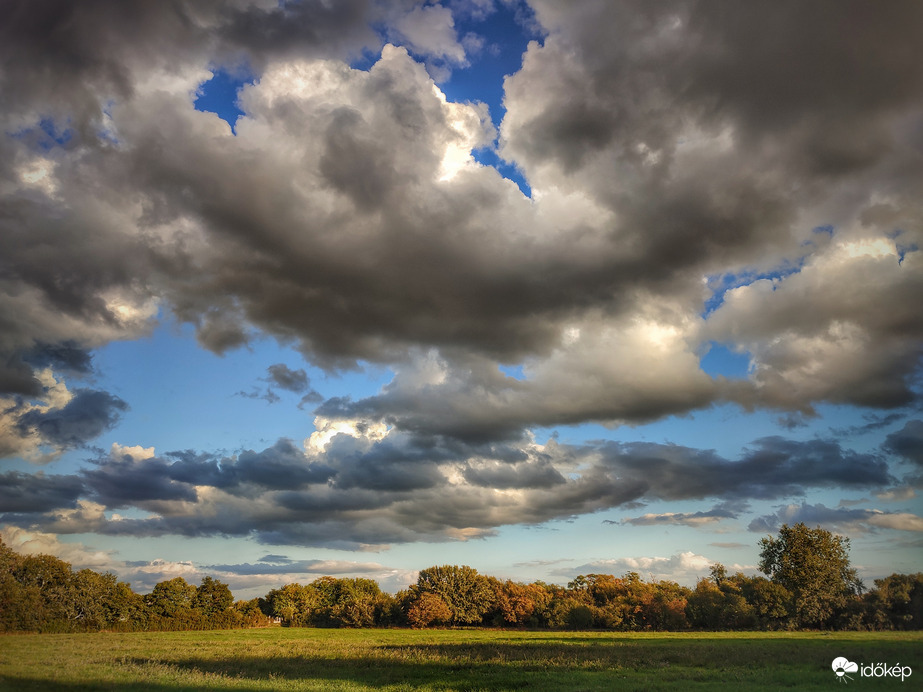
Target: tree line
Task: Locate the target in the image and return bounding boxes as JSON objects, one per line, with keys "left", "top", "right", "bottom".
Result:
{"left": 2, "top": 524, "right": 921, "bottom": 633}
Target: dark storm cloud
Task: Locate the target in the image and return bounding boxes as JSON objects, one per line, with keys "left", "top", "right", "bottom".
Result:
{"left": 218, "top": 0, "right": 377, "bottom": 66}
{"left": 82, "top": 453, "right": 198, "bottom": 507}
{"left": 0, "top": 0, "right": 378, "bottom": 130}
{"left": 0, "top": 471, "right": 84, "bottom": 513}
{"left": 23, "top": 342, "right": 93, "bottom": 376}
{"left": 82, "top": 439, "right": 334, "bottom": 508}
{"left": 238, "top": 364, "right": 323, "bottom": 407}
{"left": 227, "top": 440, "right": 335, "bottom": 489}
{"left": 0, "top": 0, "right": 379, "bottom": 455}
{"left": 316, "top": 347, "right": 717, "bottom": 443}
{"left": 883, "top": 420, "right": 923, "bottom": 466}
{"left": 681, "top": 0, "right": 923, "bottom": 169}
{"left": 461, "top": 459, "right": 566, "bottom": 489}
{"left": 4, "top": 430, "right": 906, "bottom": 547}
{"left": 16, "top": 389, "right": 128, "bottom": 449}
{"left": 594, "top": 436, "right": 894, "bottom": 503}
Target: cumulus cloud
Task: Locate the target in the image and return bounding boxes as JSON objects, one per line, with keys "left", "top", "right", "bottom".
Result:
{"left": 392, "top": 3, "right": 467, "bottom": 66}
{"left": 0, "top": 369, "right": 128, "bottom": 461}
{"left": 2, "top": 0, "right": 921, "bottom": 451}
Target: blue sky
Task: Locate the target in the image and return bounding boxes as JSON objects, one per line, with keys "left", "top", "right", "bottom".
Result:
{"left": 1, "top": 0, "right": 922, "bottom": 598}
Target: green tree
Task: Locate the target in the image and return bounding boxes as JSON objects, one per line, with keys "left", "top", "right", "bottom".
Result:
{"left": 869, "top": 573, "right": 923, "bottom": 630}
{"left": 305, "top": 576, "right": 390, "bottom": 627}
{"left": 758, "top": 523, "right": 861, "bottom": 628}
{"left": 738, "top": 575, "right": 790, "bottom": 629}
{"left": 194, "top": 576, "right": 234, "bottom": 617}
{"left": 235, "top": 598, "right": 271, "bottom": 627}
{"left": 262, "top": 582, "right": 320, "bottom": 626}
{"left": 686, "top": 567, "right": 754, "bottom": 630}
{"left": 413, "top": 565, "right": 495, "bottom": 625}
{"left": 0, "top": 539, "right": 44, "bottom": 631}
{"left": 71, "top": 569, "right": 132, "bottom": 628}
{"left": 145, "top": 576, "right": 198, "bottom": 622}
{"left": 14, "top": 553, "right": 77, "bottom": 627}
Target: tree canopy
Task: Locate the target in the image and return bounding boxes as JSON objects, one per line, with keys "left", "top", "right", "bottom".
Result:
{"left": 758, "top": 522, "right": 862, "bottom": 627}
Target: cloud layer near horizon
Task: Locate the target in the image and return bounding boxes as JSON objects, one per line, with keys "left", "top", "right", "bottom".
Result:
{"left": 1, "top": 1, "right": 922, "bottom": 550}
{"left": 1, "top": 424, "right": 918, "bottom": 549}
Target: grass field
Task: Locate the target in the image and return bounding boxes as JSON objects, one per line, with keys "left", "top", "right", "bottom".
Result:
{"left": 0, "top": 628, "right": 919, "bottom": 691}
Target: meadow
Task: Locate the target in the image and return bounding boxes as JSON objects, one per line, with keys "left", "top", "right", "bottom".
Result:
{"left": 0, "top": 628, "right": 919, "bottom": 691}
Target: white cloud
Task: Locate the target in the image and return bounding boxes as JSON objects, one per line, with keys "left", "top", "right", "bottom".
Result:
{"left": 0, "top": 526, "right": 116, "bottom": 571}
{"left": 111, "top": 443, "right": 156, "bottom": 461}
{"left": 866, "top": 511, "right": 923, "bottom": 532}
{"left": 565, "top": 551, "right": 731, "bottom": 586}
{"left": 393, "top": 4, "right": 467, "bottom": 64}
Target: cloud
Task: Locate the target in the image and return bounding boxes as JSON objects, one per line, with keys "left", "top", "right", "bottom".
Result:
{"left": 1, "top": 1, "right": 922, "bottom": 553}
{"left": 1, "top": 424, "right": 903, "bottom": 549}
{"left": 883, "top": 419, "right": 923, "bottom": 466}
{"left": 266, "top": 364, "right": 309, "bottom": 393}
{"left": 875, "top": 487, "right": 917, "bottom": 502}
{"left": 1, "top": 371, "right": 128, "bottom": 461}
{"left": 1, "top": 0, "right": 920, "bottom": 454}
{"left": 392, "top": 3, "right": 467, "bottom": 65}
{"left": 237, "top": 364, "right": 322, "bottom": 406}
{"left": 563, "top": 551, "right": 722, "bottom": 586}
{"left": 0, "top": 471, "right": 84, "bottom": 512}
{"left": 0, "top": 526, "right": 117, "bottom": 573}
{"left": 748, "top": 502, "right": 923, "bottom": 534}
{"left": 16, "top": 389, "right": 128, "bottom": 449}
{"left": 205, "top": 558, "right": 390, "bottom": 577}
{"left": 620, "top": 501, "right": 747, "bottom": 527}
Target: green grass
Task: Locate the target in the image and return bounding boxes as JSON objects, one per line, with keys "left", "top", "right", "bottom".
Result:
{"left": 1, "top": 628, "right": 919, "bottom": 691}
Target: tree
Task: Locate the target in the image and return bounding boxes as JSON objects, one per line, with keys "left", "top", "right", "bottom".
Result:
{"left": 758, "top": 523, "right": 861, "bottom": 628}
{"left": 738, "top": 575, "right": 790, "bottom": 629}
{"left": 686, "top": 567, "right": 754, "bottom": 630}
{"left": 262, "top": 582, "right": 319, "bottom": 626}
{"left": 14, "top": 553, "right": 77, "bottom": 627}
{"left": 306, "top": 576, "right": 390, "bottom": 627}
{"left": 868, "top": 573, "right": 923, "bottom": 630}
{"left": 489, "top": 579, "right": 550, "bottom": 627}
{"left": 406, "top": 592, "right": 453, "bottom": 628}
{"left": 194, "top": 576, "right": 234, "bottom": 617}
{"left": 145, "top": 577, "right": 197, "bottom": 620}
{"left": 0, "top": 538, "right": 44, "bottom": 632}
{"left": 413, "top": 565, "right": 495, "bottom": 625}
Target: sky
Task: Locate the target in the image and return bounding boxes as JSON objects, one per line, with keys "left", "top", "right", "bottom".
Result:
{"left": 1, "top": 0, "right": 922, "bottom": 599}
